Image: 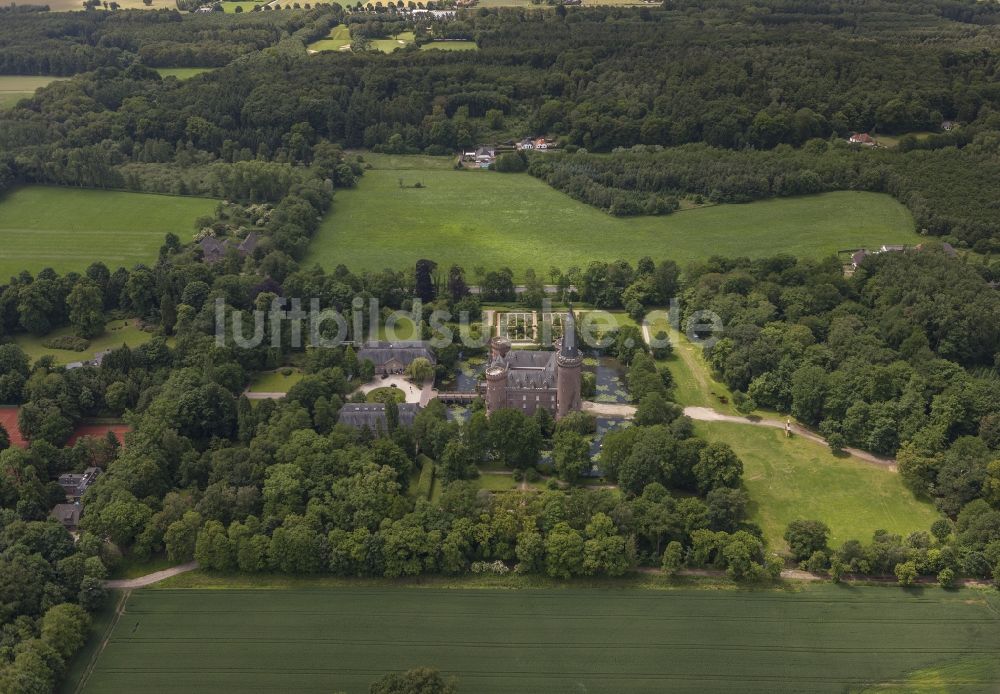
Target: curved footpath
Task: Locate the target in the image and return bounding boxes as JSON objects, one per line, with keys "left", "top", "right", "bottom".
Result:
{"left": 581, "top": 401, "right": 895, "bottom": 469}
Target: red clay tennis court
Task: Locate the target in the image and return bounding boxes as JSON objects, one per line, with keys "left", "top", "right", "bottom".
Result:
{"left": 66, "top": 423, "right": 131, "bottom": 447}
{"left": 0, "top": 406, "right": 27, "bottom": 448}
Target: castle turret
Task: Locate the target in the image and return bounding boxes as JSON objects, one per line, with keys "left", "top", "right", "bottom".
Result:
{"left": 485, "top": 360, "right": 508, "bottom": 414}
{"left": 556, "top": 308, "right": 583, "bottom": 419}
{"left": 490, "top": 335, "right": 511, "bottom": 361}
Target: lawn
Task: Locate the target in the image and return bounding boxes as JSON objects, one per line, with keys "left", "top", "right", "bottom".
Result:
{"left": 0, "top": 186, "right": 217, "bottom": 281}
{"left": 693, "top": 422, "right": 942, "bottom": 551}
{"left": 0, "top": 75, "right": 68, "bottom": 109}
{"left": 372, "top": 31, "right": 415, "bottom": 53}
{"left": 421, "top": 41, "right": 478, "bottom": 51}
{"left": 247, "top": 368, "right": 304, "bottom": 393}
{"left": 154, "top": 67, "right": 213, "bottom": 80}
{"left": 657, "top": 325, "right": 738, "bottom": 412}
{"left": 14, "top": 320, "right": 154, "bottom": 366}
{"left": 306, "top": 156, "right": 919, "bottom": 280}
{"left": 73, "top": 585, "right": 1000, "bottom": 693}
{"left": 306, "top": 24, "right": 351, "bottom": 52}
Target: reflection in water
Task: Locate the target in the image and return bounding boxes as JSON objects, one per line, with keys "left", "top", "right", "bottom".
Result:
{"left": 586, "top": 355, "right": 629, "bottom": 404}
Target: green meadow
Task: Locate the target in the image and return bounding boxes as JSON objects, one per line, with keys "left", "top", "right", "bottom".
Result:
{"left": 306, "top": 24, "right": 352, "bottom": 52}
{"left": 154, "top": 67, "right": 213, "bottom": 80}
{"left": 14, "top": 320, "right": 154, "bottom": 366}
{"left": 0, "top": 75, "right": 68, "bottom": 109}
{"left": 694, "top": 421, "right": 942, "bottom": 551}
{"left": 0, "top": 186, "right": 217, "bottom": 281}
{"left": 306, "top": 155, "right": 919, "bottom": 279}
{"left": 421, "top": 41, "right": 478, "bottom": 51}
{"left": 73, "top": 586, "right": 1000, "bottom": 694}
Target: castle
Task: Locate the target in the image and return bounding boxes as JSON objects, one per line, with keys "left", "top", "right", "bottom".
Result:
{"left": 483, "top": 308, "right": 583, "bottom": 419}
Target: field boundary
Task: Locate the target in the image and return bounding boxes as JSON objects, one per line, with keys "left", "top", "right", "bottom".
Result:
{"left": 73, "top": 589, "right": 131, "bottom": 694}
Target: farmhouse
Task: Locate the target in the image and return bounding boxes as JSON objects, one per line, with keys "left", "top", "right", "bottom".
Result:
{"left": 199, "top": 232, "right": 260, "bottom": 264}
{"left": 848, "top": 133, "right": 877, "bottom": 146}
{"left": 58, "top": 466, "right": 101, "bottom": 502}
{"left": 474, "top": 146, "right": 495, "bottom": 164}
{"left": 484, "top": 309, "right": 582, "bottom": 419}
{"left": 357, "top": 341, "right": 436, "bottom": 375}
{"left": 337, "top": 402, "right": 420, "bottom": 434}
{"left": 50, "top": 503, "right": 81, "bottom": 532}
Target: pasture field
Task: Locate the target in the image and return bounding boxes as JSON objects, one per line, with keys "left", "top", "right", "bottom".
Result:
{"left": 306, "top": 156, "right": 919, "bottom": 280}
{"left": 154, "top": 67, "right": 213, "bottom": 80}
{"left": 307, "top": 24, "right": 352, "bottom": 52}
{"left": 14, "top": 320, "right": 154, "bottom": 365}
{"left": 0, "top": 186, "right": 217, "bottom": 281}
{"left": 0, "top": 76, "right": 68, "bottom": 110}
{"left": 693, "top": 421, "right": 942, "bottom": 551}
{"left": 75, "top": 586, "right": 1000, "bottom": 693}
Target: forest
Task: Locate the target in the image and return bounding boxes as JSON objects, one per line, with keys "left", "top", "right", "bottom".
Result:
{"left": 1, "top": 0, "right": 1000, "bottom": 250}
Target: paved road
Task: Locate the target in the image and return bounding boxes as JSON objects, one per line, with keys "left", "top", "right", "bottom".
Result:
{"left": 104, "top": 562, "right": 198, "bottom": 589}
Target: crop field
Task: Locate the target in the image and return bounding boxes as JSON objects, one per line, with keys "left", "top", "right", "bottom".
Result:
{"left": 0, "top": 186, "right": 217, "bottom": 281}
{"left": 693, "top": 421, "right": 942, "bottom": 550}
{"left": 0, "top": 76, "right": 68, "bottom": 110}
{"left": 306, "top": 156, "right": 919, "bottom": 280}
{"left": 75, "top": 586, "right": 1000, "bottom": 693}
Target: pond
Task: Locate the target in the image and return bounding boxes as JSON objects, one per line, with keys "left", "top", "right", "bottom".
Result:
{"left": 438, "top": 354, "right": 487, "bottom": 393}
{"left": 585, "top": 355, "right": 629, "bottom": 404}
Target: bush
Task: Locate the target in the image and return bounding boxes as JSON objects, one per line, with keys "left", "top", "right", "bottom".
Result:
{"left": 415, "top": 458, "right": 434, "bottom": 500}
{"left": 937, "top": 567, "right": 956, "bottom": 588}
{"left": 803, "top": 550, "right": 829, "bottom": 574}
{"left": 42, "top": 335, "right": 90, "bottom": 352}
{"left": 895, "top": 560, "right": 918, "bottom": 586}
{"left": 525, "top": 468, "right": 541, "bottom": 483}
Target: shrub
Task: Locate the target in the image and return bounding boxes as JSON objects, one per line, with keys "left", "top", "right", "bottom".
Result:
{"left": 470, "top": 560, "right": 510, "bottom": 575}
{"left": 42, "top": 335, "right": 90, "bottom": 352}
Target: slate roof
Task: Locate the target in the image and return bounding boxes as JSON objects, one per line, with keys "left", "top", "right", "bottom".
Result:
{"left": 357, "top": 342, "right": 436, "bottom": 368}
{"left": 199, "top": 236, "right": 228, "bottom": 264}
{"left": 200, "top": 233, "right": 262, "bottom": 264}
{"left": 57, "top": 466, "right": 101, "bottom": 499}
{"left": 337, "top": 402, "right": 420, "bottom": 432}
{"left": 51, "top": 503, "right": 81, "bottom": 529}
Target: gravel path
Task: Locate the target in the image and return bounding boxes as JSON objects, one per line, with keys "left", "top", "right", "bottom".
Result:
{"left": 104, "top": 562, "right": 199, "bottom": 589}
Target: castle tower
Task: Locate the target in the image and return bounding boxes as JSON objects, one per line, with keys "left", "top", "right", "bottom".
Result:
{"left": 556, "top": 308, "right": 583, "bottom": 419}
{"left": 490, "top": 335, "right": 511, "bottom": 361}
{"left": 485, "top": 361, "right": 508, "bottom": 414}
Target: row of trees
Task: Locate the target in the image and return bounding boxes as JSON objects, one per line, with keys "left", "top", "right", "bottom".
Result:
{"left": 528, "top": 139, "right": 1000, "bottom": 253}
